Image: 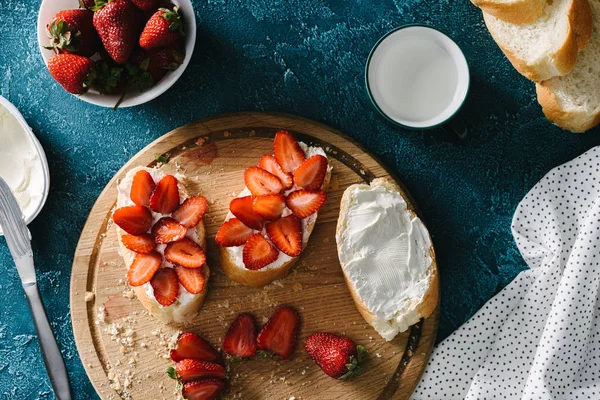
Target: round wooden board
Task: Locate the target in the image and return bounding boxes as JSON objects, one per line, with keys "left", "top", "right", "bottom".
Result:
{"left": 71, "top": 112, "right": 440, "bottom": 400}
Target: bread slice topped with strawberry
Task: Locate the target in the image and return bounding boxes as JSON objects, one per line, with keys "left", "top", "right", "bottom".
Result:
{"left": 216, "top": 131, "right": 332, "bottom": 288}
{"left": 113, "top": 166, "right": 210, "bottom": 323}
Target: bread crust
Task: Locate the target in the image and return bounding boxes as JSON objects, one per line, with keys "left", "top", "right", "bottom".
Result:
{"left": 484, "top": 0, "right": 592, "bottom": 82}
{"left": 472, "top": 0, "right": 546, "bottom": 25}
{"left": 336, "top": 178, "right": 439, "bottom": 340}
{"left": 116, "top": 166, "right": 210, "bottom": 324}
{"left": 535, "top": 82, "right": 600, "bottom": 132}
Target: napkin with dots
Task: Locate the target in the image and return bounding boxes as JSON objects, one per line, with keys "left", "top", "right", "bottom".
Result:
{"left": 412, "top": 147, "right": 600, "bottom": 399}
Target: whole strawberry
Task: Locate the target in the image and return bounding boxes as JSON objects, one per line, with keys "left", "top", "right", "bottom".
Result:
{"left": 93, "top": 0, "right": 142, "bottom": 64}
{"left": 305, "top": 333, "right": 366, "bottom": 380}
{"left": 130, "top": 0, "right": 157, "bottom": 12}
{"left": 139, "top": 6, "right": 184, "bottom": 49}
{"left": 131, "top": 44, "right": 183, "bottom": 83}
{"left": 48, "top": 54, "right": 96, "bottom": 94}
{"left": 46, "top": 9, "right": 99, "bottom": 57}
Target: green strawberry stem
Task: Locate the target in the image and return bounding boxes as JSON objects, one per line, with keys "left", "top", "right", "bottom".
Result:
{"left": 44, "top": 20, "right": 81, "bottom": 54}
{"left": 339, "top": 345, "right": 367, "bottom": 380}
{"left": 159, "top": 6, "right": 185, "bottom": 37}
{"left": 113, "top": 59, "right": 154, "bottom": 110}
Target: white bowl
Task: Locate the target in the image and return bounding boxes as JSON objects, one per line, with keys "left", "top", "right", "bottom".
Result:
{"left": 37, "top": 0, "right": 196, "bottom": 108}
{"left": 0, "top": 96, "right": 51, "bottom": 236}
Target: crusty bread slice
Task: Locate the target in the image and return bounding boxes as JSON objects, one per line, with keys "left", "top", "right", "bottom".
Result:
{"left": 472, "top": 0, "right": 547, "bottom": 25}
{"left": 336, "top": 178, "right": 438, "bottom": 341}
{"left": 483, "top": 0, "right": 592, "bottom": 82}
{"left": 116, "top": 166, "right": 210, "bottom": 324}
{"left": 536, "top": 0, "right": 600, "bottom": 132}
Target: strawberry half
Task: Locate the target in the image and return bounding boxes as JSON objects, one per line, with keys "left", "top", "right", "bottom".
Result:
{"left": 266, "top": 215, "right": 302, "bottom": 257}
{"left": 244, "top": 166, "right": 283, "bottom": 196}
{"left": 113, "top": 205, "right": 153, "bottom": 235}
{"left": 152, "top": 217, "right": 187, "bottom": 244}
{"left": 130, "top": 170, "right": 155, "bottom": 207}
{"left": 149, "top": 175, "right": 180, "bottom": 214}
{"left": 257, "top": 306, "right": 300, "bottom": 359}
{"left": 253, "top": 194, "right": 286, "bottom": 220}
{"left": 171, "top": 332, "right": 220, "bottom": 363}
{"left": 242, "top": 234, "right": 279, "bottom": 270}
{"left": 285, "top": 190, "right": 327, "bottom": 219}
{"left": 223, "top": 313, "right": 258, "bottom": 359}
{"left": 294, "top": 154, "right": 328, "bottom": 190}
{"left": 182, "top": 379, "right": 225, "bottom": 400}
{"left": 257, "top": 155, "right": 293, "bottom": 189}
{"left": 150, "top": 267, "right": 179, "bottom": 306}
{"left": 127, "top": 251, "right": 162, "bottom": 286}
{"left": 175, "top": 265, "right": 206, "bottom": 294}
{"left": 164, "top": 237, "right": 206, "bottom": 268}
{"left": 274, "top": 131, "right": 305, "bottom": 173}
{"left": 305, "top": 333, "right": 366, "bottom": 380}
{"left": 121, "top": 233, "right": 155, "bottom": 253}
{"left": 215, "top": 218, "right": 254, "bottom": 247}
{"left": 229, "top": 196, "right": 264, "bottom": 230}
{"left": 175, "top": 359, "right": 226, "bottom": 382}
{"left": 172, "top": 196, "right": 208, "bottom": 228}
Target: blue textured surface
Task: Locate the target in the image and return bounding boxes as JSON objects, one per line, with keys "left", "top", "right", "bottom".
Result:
{"left": 2, "top": 0, "right": 600, "bottom": 398}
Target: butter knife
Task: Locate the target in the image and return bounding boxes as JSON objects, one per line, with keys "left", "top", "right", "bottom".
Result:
{"left": 0, "top": 177, "right": 72, "bottom": 400}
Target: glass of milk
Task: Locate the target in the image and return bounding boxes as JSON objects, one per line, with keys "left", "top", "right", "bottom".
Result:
{"left": 366, "top": 25, "right": 470, "bottom": 135}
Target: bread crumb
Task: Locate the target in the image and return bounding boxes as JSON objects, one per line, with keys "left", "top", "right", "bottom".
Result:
{"left": 85, "top": 291, "right": 95, "bottom": 302}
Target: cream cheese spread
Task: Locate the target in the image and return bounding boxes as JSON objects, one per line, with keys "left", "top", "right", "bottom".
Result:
{"left": 0, "top": 103, "right": 45, "bottom": 219}
{"left": 337, "top": 183, "right": 433, "bottom": 341}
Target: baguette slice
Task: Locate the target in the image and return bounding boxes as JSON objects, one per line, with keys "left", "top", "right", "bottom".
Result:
{"left": 536, "top": 0, "right": 600, "bottom": 132}
{"left": 116, "top": 166, "right": 210, "bottom": 324}
{"left": 483, "top": 0, "right": 592, "bottom": 82}
{"left": 220, "top": 143, "right": 332, "bottom": 289}
{"left": 472, "top": 0, "right": 547, "bottom": 25}
{"left": 336, "top": 178, "right": 438, "bottom": 341}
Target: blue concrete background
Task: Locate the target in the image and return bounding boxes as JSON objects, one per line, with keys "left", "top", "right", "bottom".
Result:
{"left": 2, "top": 0, "right": 600, "bottom": 398}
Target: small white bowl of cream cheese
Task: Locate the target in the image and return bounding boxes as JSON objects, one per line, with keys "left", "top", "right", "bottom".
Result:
{"left": 0, "top": 96, "right": 50, "bottom": 235}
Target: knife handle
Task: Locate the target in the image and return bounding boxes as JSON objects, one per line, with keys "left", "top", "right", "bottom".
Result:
{"left": 24, "top": 283, "right": 73, "bottom": 400}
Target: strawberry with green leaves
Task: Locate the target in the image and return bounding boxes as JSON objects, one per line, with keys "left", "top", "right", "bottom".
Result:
{"left": 305, "top": 333, "right": 366, "bottom": 380}
{"left": 139, "top": 6, "right": 184, "bottom": 49}
{"left": 92, "top": 0, "right": 142, "bottom": 64}
{"left": 46, "top": 9, "right": 98, "bottom": 57}
{"left": 48, "top": 53, "right": 96, "bottom": 94}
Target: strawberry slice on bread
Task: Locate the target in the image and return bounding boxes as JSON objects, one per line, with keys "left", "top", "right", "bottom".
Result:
{"left": 114, "top": 166, "right": 210, "bottom": 323}
{"left": 216, "top": 131, "right": 332, "bottom": 288}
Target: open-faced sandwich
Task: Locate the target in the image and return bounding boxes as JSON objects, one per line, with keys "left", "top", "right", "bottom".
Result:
{"left": 216, "top": 131, "right": 332, "bottom": 288}
{"left": 112, "top": 166, "right": 210, "bottom": 323}
{"left": 336, "top": 178, "right": 438, "bottom": 341}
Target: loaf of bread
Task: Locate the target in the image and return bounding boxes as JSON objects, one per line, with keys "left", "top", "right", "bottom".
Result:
{"left": 471, "top": 0, "right": 547, "bottom": 25}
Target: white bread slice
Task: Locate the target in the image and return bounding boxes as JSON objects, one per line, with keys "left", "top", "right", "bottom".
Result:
{"left": 472, "top": 0, "right": 547, "bottom": 25}
{"left": 220, "top": 144, "right": 332, "bottom": 289}
{"left": 483, "top": 0, "right": 592, "bottom": 82}
{"left": 336, "top": 178, "right": 438, "bottom": 341}
{"left": 116, "top": 166, "right": 210, "bottom": 324}
{"left": 536, "top": 0, "right": 600, "bottom": 132}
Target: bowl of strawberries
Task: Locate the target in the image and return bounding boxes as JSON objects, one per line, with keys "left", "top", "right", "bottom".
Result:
{"left": 37, "top": 0, "right": 196, "bottom": 109}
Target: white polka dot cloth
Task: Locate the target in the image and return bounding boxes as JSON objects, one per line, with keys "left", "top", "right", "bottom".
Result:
{"left": 412, "top": 147, "right": 600, "bottom": 399}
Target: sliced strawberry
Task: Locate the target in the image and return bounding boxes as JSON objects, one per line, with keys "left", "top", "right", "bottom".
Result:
{"left": 286, "top": 190, "right": 327, "bottom": 219}
{"left": 149, "top": 175, "right": 180, "bottom": 213}
{"left": 113, "top": 205, "right": 153, "bottom": 235}
{"left": 244, "top": 166, "right": 283, "bottom": 196}
{"left": 172, "top": 196, "right": 208, "bottom": 228}
{"left": 127, "top": 251, "right": 162, "bottom": 286}
{"left": 215, "top": 218, "right": 254, "bottom": 247}
{"left": 258, "top": 155, "right": 293, "bottom": 189}
{"left": 266, "top": 215, "right": 302, "bottom": 257}
{"left": 253, "top": 194, "right": 285, "bottom": 220}
{"left": 129, "top": 170, "right": 155, "bottom": 206}
{"left": 152, "top": 217, "right": 187, "bottom": 244}
{"left": 150, "top": 267, "right": 179, "bottom": 306}
{"left": 165, "top": 237, "right": 206, "bottom": 268}
{"left": 242, "top": 233, "right": 279, "bottom": 270}
{"left": 294, "top": 154, "right": 328, "bottom": 190}
{"left": 175, "top": 265, "right": 206, "bottom": 294}
{"left": 182, "top": 379, "right": 225, "bottom": 400}
{"left": 171, "top": 332, "right": 220, "bottom": 363}
{"left": 229, "top": 196, "right": 264, "bottom": 230}
{"left": 223, "top": 313, "right": 258, "bottom": 359}
{"left": 176, "top": 359, "right": 226, "bottom": 382}
{"left": 257, "top": 306, "right": 300, "bottom": 359}
{"left": 121, "top": 233, "right": 155, "bottom": 253}
{"left": 274, "top": 130, "right": 306, "bottom": 173}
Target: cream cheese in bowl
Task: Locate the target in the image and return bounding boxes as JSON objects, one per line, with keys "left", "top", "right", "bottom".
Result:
{"left": 0, "top": 96, "right": 50, "bottom": 235}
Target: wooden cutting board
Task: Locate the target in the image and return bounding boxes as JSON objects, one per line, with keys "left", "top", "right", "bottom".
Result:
{"left": 70, "top": 112, "right": 439, "bottom": 400}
